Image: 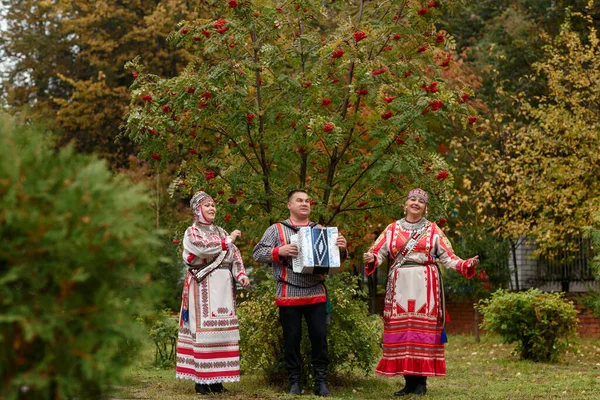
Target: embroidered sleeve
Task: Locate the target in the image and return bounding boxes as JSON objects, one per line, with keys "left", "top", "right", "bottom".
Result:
{"left": 433, "top": 224, "right": 475, "bottom": 279}
{"left": 227, "top": 243, "right": 247, "bottom": 281}
{"left": 182, "top": 225, "right": 223, "bottom": 265}
{"left": 365, "top": 223, "right": 393, "bottom": 276}
{"left": 252, "top": 224, "right": 281, "bottom": 264}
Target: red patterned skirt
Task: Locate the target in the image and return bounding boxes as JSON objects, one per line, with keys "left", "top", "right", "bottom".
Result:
{"left": 375, "top": 264, "right": 446, "bottom": 377}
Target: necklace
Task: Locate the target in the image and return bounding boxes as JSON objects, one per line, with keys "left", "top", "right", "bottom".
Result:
{"left": 194, "top": 222, "right": 218, "bottom": 234}
{"left": 400, "top": 218, "right": 428, "bottom": 232}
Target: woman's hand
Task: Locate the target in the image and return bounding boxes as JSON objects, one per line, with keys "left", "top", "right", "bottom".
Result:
{"left": 363, "top": 252, "right": 375, "bottom": 264}
{"left": 239, "top": 276, "right": 250, "bottom": 288}
{"left": 229, "top": 229, "right": 242, "bottom": 243}
{"left": 471, "top": 256, "right": 480, "bottom": 267}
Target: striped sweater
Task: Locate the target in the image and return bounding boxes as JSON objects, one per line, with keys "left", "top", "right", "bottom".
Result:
{"left": 253, "top": 220, "right": 332, "bottom": 306}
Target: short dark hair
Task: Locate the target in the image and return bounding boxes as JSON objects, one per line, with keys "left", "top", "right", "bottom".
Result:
{"left": 287, "top": 189, "right": 308, "bottom": 202}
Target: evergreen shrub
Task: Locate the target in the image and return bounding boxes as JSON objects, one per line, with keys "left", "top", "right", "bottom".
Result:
{"left": 477, "top": 288, "right": 578, "bottom": 362}
{"left": 0, "top": 116, "right": 160, "bottom": 399}
{"left": 238, "top": 272, "right": 382, "bottom": 385}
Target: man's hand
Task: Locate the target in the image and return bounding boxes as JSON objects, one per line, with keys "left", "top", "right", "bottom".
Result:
{"left": 278, "top": 244, "right": 298, "bottom": 257}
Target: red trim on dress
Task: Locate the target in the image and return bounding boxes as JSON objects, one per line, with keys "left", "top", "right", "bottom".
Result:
{"left": 176, "top": 366, "right": 240, "bottom": 379}
{"left": 390, "top": 221, "right": 398, "bottom": 257}
{"left": 235, "top": 272, "right": 247, "bottom": 280}
{"left": 176, "top": 348, "right": 240, "bottom": 358}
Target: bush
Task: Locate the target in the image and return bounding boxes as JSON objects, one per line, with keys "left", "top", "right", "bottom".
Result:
{"left": 477, "top": 288, "right": 578, "bottom": 362}
{"left": 238, "top": 272, "right": 382, "bottom": 386}
{"left": 237, "top": 278, "right": 285, "bottom": 383}
{"left": 147, "top": 310, "right": 179, "bottom": 368}
{"left": 0, "top": 115, "right": 161, "bottom": 399}
{"left": 585, "top": 211, "right": 600, "bottom": 317}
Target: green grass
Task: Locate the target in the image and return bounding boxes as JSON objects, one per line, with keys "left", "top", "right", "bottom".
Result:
{"left": 114, "top": 335, "right": 600, "bottom": 399}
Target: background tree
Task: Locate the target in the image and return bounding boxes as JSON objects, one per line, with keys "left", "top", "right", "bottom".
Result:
{"left": 440, "top": 0, "right": 600, "bottom": 117}
{"left": 464, "top": 10, "right": 600, "bottom": 259}
{"left": 125, "top": 0, "right": 476, "bottom": 261}
{"left": 0, "top": 0, "right": 198, "bottom": 167}
{"left": 441, "top": 1, "right": 600, "bottom": 287}
{"left": 1, "top": 1, "right": 197, "bottom": 310}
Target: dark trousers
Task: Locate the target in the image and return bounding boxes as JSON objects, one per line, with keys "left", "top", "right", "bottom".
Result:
{"left": 279, "top": 303, "right": 329, "bottom": 385}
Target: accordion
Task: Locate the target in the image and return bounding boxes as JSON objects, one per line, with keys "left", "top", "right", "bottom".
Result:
{"left": 290, "top": 227, "right": 341, "bottom": 274}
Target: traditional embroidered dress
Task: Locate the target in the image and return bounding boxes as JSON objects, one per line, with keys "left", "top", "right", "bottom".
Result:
{"left": 176, "top": 193, "right": 247, "bottom": 385}
{"left": 366, "top": 218, "right": 476, "bottom": 377}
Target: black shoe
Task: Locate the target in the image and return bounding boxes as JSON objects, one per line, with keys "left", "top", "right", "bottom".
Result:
{"left": 289, "top": 382, "right": 301, "bottom": 395}
{"left": 394, "top": 375, "right": 418, "bottom": 396}
{"left": 195, "top": 383, "right": 211, "bottom": 395}
{"left": 209, "top": 382, "right": 227, "bottom": 393}
{"left": 412, "top": 384, "right": 427, "bottom": 396}
{"left": 394, "top": 386, "right": 411, "bottom": 396}
{"left": 314, "top": 382, "right": 332, "bottom": 397}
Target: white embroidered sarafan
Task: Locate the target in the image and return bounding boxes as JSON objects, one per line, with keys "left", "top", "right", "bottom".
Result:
{"left": 176, "top": 223, "right": 247, "bottom": 384}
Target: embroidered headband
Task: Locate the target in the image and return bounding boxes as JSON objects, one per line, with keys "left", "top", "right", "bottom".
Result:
{"left": 406, "top": 188, "right": 428, "bottom": 203}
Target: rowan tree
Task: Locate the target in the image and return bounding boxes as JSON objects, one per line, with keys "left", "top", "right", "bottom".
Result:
{"left": 125, "top": 0, "right": 476, "bottom": 257}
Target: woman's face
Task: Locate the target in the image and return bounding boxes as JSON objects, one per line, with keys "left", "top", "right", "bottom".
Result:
{"left": 405, "top": 196, "right": 426, "bottom": 220}
{"left": 199, "top": 201, "right": 216, "bottom": 223}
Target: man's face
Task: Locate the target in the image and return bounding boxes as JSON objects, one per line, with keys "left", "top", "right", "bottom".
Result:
{"left": 287, "top": 192, "right": 311, "bottom": 219}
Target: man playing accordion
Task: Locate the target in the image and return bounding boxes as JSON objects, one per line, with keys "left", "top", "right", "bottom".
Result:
{"left": 253, "top": 190, "right": 347, "bottom": 397}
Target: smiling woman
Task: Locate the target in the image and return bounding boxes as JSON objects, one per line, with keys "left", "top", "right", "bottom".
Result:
{"left": 405, "top": 190, "right": 428, "bottom": 222}
{"left": 363, "top": 188, "right": 480, "bottom": 397}
{"left": 176, "top": 190, "right": 250, "bottom": 395}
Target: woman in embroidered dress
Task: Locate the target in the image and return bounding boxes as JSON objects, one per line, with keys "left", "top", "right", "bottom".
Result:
{"left": 176, "top": 191, "right": 249, "bottom": 395}
{"left": 363, "top": 188, "right": 479, "bottom": 397}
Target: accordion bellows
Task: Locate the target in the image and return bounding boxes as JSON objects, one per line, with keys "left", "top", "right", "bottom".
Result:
{"left": 290, "top": 227, "right": 341, "bottom": 274}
